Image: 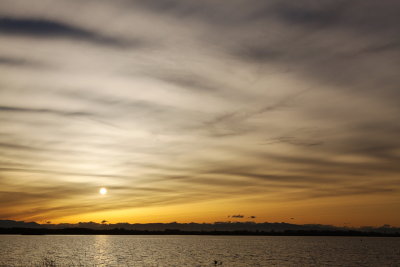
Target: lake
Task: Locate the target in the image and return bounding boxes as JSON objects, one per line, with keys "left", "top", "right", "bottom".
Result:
{"left": 0, "top": 235, "right": 399, "bottom": 266}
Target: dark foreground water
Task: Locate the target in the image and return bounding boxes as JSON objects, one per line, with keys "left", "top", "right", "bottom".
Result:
{"left": 0, "top": 235, "right": 399, "bottom": 267}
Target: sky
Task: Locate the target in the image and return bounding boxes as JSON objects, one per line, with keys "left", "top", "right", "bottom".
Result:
{"left": 0, "top": 0, "right": 399, "bottom": 226}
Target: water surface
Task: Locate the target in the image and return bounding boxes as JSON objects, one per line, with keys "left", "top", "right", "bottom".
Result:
{"left": 0, "top": 235, "right": 399, "bottom": 266}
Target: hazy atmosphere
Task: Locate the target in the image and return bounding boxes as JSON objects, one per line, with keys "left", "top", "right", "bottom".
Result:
{"left": 1, "top": 0, "right": 399, "bottom": 226}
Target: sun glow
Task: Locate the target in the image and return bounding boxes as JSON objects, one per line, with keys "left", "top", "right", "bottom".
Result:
{"left": 99, "top": 187, "right": 107, "bottom": 195}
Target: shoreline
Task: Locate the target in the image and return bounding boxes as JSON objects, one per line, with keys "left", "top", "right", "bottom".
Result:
{"left": 1, "top": 228, "right": 399, "bottom": 237}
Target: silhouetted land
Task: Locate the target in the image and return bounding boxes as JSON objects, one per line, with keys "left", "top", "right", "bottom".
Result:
{"left": 1, "top": 220, "right": 399, "bottom": 236}
{"left": 1, "top": 228, "right": 399, "bottom": 237}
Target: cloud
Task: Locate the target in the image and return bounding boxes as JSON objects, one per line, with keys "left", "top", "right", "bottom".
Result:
{"left": 0, "top": 105, "right": 93, "bottom": 117}
{"left": 262, "top": 136, "right": 323, "bottom": 147}
{"left": 151, "top": 73, "right": 221, "bottom": 93}
{"left": 231, "top": 215, "right": 244, "bottom": 218}
{"left": 272, "top": 1, "right": 347, "bottom": 28}
{"left": 0, "top": 56, "right": 46, "bottom": 68}
{"left": 0, "top": 17, "right": 135, "bottom": 47}
{"left": 0, "top": 0, "right": 399, "bottom": 225}
{"left": 230, "top": 1, "right": 400, "bottom": 100}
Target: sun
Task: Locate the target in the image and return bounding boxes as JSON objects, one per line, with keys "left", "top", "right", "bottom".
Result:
{"left": 99, "top": 187, "right": 107, "bottom": 195}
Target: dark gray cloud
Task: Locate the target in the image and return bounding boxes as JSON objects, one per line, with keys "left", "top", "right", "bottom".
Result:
{"left": 272, "top": 1, "right": 348, "bottom": 28}
{"left": 0, "top": 17, "right": 135, "bottom": 47}
{"left": 211, "top": 169, "right": 336, "bottom": 185}
{"left": 229, "top": 0, "right": 400, "bottom": 101}
{"left": 0, "top": 105, "right": 93, "bottom": 117}
{"left": 200, "top": 88, "right": 311, "bottom": 138}
{"left": 0, "top": 56, "right": 46, "bottom": 68}
{"left": 130, "top": 0, "right": 243, "bottom": 25}
{"left": 231, "top": 215, "right": 244, "bottom": 218}
{"left": 58, "top": 90, "right": 177, "bottom": 116}
{"left": 262, "top": 136, "right": 323, "bottom": 147}
{"left": 273, "top": 0, "right": 400, "bottom": 33}
{"left": 152, "top": 73, "right": 220, "bottom": 93}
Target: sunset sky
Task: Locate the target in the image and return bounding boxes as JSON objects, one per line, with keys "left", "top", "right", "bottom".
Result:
{"left": 0, "top": 0, "right": 399, "bottom": 226}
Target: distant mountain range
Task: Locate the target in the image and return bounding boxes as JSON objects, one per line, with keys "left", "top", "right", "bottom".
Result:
{"left": 1, "top": 220, "right": 399, "bottom": 234}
